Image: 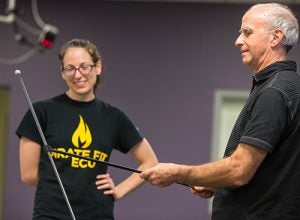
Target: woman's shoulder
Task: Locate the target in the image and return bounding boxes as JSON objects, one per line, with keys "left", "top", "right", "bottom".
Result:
{"left": 95, "top": 99, "right": 125, "bottom": 116}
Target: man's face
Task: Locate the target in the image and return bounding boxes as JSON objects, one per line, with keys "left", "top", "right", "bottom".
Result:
{"left": 235, "top": 8, "right": 274, "bottom": 73}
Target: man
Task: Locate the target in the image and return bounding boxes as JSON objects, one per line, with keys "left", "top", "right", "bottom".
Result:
{"left": 140, "top": 3, "right": 300, "bottom": 220}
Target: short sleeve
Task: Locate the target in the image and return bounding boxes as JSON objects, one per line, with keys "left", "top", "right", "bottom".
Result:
{"left": 240, "top": 88, "right": 288, "bottom": 153}
{"left": 15, "top": 102, "right": 46, "bottom": 145}
{"left": 114, "top": 111, "right": 143, "bottom": 153}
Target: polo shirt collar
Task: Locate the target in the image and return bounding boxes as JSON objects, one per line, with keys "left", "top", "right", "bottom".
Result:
{"left": 253, "top": 61, "right": 297, "bottom": 84}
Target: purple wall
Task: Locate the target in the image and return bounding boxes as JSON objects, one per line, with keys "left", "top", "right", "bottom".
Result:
{"left": 1, "top": 1, "right": 300, "bottom": 219}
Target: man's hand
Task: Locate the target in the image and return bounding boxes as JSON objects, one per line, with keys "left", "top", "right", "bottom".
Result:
{"left": 190, "top": 186, "right": 215, "bottom": 198}
{"left": 140, "top": 163, "right": 181, "bottom": 187}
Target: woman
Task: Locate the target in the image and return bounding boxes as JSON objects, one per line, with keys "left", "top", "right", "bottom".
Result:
{"left": 16, "top": 39, "right": 158, "bottom": 219}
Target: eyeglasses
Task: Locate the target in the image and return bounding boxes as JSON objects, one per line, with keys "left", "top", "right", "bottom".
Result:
{"left": 62, "top": 64, "right": 96, "bottom": 76}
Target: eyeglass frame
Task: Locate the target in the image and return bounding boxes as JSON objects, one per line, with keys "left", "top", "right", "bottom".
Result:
{"left": 62, "top": 63, "right": 96, "bottom": 76}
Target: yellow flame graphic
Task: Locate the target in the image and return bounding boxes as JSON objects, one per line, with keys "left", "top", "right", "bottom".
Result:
{"left": 72, "top": 115, "right": 92, "bottom": 149}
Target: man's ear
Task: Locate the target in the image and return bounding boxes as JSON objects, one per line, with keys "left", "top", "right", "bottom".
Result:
{"left": 271, "top": 29, "right": 285, "bottom": 47}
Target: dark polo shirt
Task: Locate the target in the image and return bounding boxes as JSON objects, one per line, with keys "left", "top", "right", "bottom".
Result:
{"left": 212, "top": 61, "right": 300, "bottom": 220}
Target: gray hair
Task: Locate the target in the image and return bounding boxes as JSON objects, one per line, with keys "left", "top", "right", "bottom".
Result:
{"left": 250, "top": 3, "right": 299, "bottom": 52}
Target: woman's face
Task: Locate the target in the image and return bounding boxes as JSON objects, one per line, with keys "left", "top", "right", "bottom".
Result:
{"left": 61, "top": 47, "right": 101, "bottom": 101}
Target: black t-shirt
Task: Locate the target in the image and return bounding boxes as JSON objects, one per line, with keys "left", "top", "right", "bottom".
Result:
{"left": 212, "top": 61, "right": 300, "bottom": 220}
{"left": 16, "top": 94, "right": 143, "bottom": 220}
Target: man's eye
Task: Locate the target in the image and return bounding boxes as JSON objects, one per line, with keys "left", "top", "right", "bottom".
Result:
{"left": 244, "top": 29, "right": 252, "bottom": 36}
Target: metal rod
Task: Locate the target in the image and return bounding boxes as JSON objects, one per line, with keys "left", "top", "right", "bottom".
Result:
{"left": 15, "top": 69, "right": 77, "bottom": 220}
{"left": 49, "top": 147, "right": 141, "bottom": 173}
{"left": 49, "top": 147, "right": 189, "bottom": 187}
{"left": 15, "top": 69, "right": 189, "bottom": 198}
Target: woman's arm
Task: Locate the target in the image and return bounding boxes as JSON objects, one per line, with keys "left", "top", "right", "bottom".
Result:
{"left": 96, "top": 138, "right": 158, "bottom": 200}
{"left": 19, "top": 136, "right": 41, "bottom": 187}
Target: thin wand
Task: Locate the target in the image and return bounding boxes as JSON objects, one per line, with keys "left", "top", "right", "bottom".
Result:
{"left": 49, "top": 147, "right": 141, "bottom": 173}
{"left": 15, "top": 69, "right": 189, "bottom": 189}
{"left": 49, "top": 148, "right": 190, "bottom": 187}
{"left": 15, "top": 70, "right": 77, "bottom": 220}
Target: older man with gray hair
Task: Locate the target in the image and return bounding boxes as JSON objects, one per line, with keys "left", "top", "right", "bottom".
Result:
{"left": 141, "top": 3, "right": 300, "bottom": 220}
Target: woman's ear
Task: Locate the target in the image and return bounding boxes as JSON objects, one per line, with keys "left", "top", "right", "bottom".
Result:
{"left": 61, "top": 67, "right": 67, "bottom": 80}
{"left": 96, "top": 62, "right": 102, "bottom": 76}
